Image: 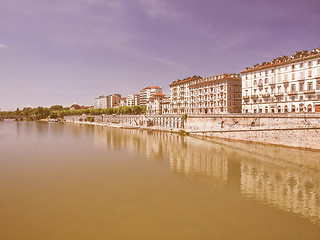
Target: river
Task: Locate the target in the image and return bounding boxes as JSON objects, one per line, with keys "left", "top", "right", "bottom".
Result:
{"left": 0, "top": 120, "right": 320, "bottom": 239}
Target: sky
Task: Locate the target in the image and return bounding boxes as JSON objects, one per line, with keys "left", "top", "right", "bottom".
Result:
{"left": 0, "top": 0, "right": 319, "bottom": 110}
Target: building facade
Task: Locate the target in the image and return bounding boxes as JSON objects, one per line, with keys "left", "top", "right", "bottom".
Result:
{"left": 94, "top": 94, "right": 121, "bottom": 109}
{"left": 127, "top": 94, "right": 140, "bottom": 107}
{"left": 241, "top": 48, "right": 320, "bottom": 113}
{"left": 170, "top": 74, "right": 242, "bottom": 114}
{"left": 146, "top": 93, "right": 165, "bottom": 115}
{"left": 106, "top": 94, "right": 121, "bottom": 108}
{"left": 94, "top": 96, "right": 107, "bottom": 109}
{"left": 140, "top": 86, "right": 162, "bottom": 106}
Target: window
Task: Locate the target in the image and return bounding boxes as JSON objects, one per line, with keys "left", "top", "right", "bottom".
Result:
{"left": 291, "top": 84, "right": 296, "bottom": 92}
{"left": 317, "top": 80, "right": 320, "bottom": 90}
{"left": 299, "top": 83, "right": 304, "bottom": 92}
{"left": 292, "top": 65, "right": 295, "bottom": 70}
{"left": 254, "top": 80, "right": 257, "bottom": 85}
{"left": 308, "top": 61, "right": 312, "bottom": 67}
{"left": 308, "top": 82, "right": 313, "bottom": 90}
{"left": 265, "top": 78, "right": 269, "bottom": 84}
{"left": 318, "top": 59, "right": 320, "bottom": 65}
{"left": 300, "top": 63, "right": 303, "bottom": 68}
{"left": 308, "top": 70, "right": 312, "bottom": 78}
{"left": 292, "top": 73, "right": 295, "bottom": 80}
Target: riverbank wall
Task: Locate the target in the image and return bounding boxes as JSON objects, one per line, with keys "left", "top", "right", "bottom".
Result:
{"left": 64, "top": 113, "right": 320, "bottom": 150}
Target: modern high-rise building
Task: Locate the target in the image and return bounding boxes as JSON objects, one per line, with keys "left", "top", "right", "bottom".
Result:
{"left": 94, "top": 96, "right": 107, "bottom": 109}
{"left": 241, "top": 48, "right": 320, "bottom": 113}
{"left": 106, "top": 94, "right": 121, "bottom": 108}
{"left": 127, "top": 94, "right": 140, "bottom": 107}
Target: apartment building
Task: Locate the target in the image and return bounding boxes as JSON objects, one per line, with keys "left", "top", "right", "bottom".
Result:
{"left": 120, "top": 98, "right": 127, "bottom": 107}
{"left": 94, "top": 94, "right": 121, "bottom": 109}
{"left": 146, "top": 93, "right": 165, "bottom": 115}
{"left": 94, "top": 96, "right": 107, "bottom": 109}
{"left": 127, "top": 94, "right": 140, "bottom": 107}
{"left": 106, "top": 94, "right": 121, "bottom": 108}
{"left": 170, "top": 74, "right": 242, "bottom": 114}
{"left": 170, "top": 75, "right": 201, "bottom": 114}
{"left": 140, "top": 86, "right": 162, "bottom": 106}
{"left": 241, "top": 48, "right": 320, "bottom": 113}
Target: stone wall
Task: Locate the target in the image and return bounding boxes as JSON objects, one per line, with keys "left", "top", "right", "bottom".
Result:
{"left": 64, "top": 113, "right": 320, "bottom": 150}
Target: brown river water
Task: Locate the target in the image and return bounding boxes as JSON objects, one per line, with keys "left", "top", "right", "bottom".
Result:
{"left": 0, "top": 121, "right": 320, "bottom": 240}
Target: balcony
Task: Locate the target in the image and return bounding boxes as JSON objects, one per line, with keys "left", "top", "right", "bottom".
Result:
{"left": 304, "top": 89, "right": 316, "bottom": 94}
{"left": 269, "top": 81, "right": 275, "bottom": 85}
{"left": 274, "top": 92, "right": 283, "bottom": 97}
{"left": 251, "top": 94, "right": 259, "bottom": 99}
{"left": 262, "top": 93, "right": 270, "bottom": 98}
{"left": 243, "top": 95, "right": 250, "bottom": 99}
{"left": 257, "top": 83, "right": 263, "bottom": 87}
{"left": 283, "top": 79, "right": 290, "bottom": 84}
{"left": 288, "top": 91, "right": 298, "bottom": 95}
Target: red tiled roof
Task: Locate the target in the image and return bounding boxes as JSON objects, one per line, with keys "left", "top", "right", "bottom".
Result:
{"left": 153, "top": 93, "right": 165, "bottom": 97}
{"left": 169, "top": 76, "right": 202, "bottom": 87}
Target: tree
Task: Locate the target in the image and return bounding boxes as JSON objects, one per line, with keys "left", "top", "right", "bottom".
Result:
{"left": 49, "top": 111, "right": 58, "bottom": 119}
{"left": 50, "top": 105, "right": 63, "bottom": 111}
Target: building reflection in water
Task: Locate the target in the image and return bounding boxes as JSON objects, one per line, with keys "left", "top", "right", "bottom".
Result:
{"left": 93, "top": 126, "right": 320, "bottom": 225}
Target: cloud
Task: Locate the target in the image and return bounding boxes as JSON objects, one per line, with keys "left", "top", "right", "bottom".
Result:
{"left": 0, "top": 44, "right": 9, "bottom": 50}
{"left": 136, "top": 0, "right": 180, "bottom": 20}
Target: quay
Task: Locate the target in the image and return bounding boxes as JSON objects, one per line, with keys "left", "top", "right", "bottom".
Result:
{"left": 64, "top": 113, "right": 320, "bottom": 150}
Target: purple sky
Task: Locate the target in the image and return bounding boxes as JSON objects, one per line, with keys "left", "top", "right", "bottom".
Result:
{"left": 0, "top": 0, "right": 319, "bottom": 110}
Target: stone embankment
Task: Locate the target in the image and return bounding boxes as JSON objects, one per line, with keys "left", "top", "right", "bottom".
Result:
{"left": 64, "top": 113, "right": 320, "bottom": 150}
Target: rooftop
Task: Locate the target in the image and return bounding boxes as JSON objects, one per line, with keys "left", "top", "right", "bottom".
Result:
{"left": 241, "top": 47, "right": 320, "bottom": 73}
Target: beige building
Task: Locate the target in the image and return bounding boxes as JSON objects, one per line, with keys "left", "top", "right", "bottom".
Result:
{"left": 170, "top": 74, "right": 242, "bottom": 114}
{"left": 146, "top": 93, "right": 165, "bottom": 115}
{"left": 140, "top": 86, "right": 162, "bottom": 106}
{"left": 127, "top": 94, "right": 140, "bottom": 107}
{"left": 119, "top": 97, "right": 127, "bottom": 107}
{"left": 241, "top": 48, "right": 320, "bottom": 113}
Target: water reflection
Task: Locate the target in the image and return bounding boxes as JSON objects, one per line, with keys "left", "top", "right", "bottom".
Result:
{"left": 94, "top": 126, "right": 320, "bottom": 225}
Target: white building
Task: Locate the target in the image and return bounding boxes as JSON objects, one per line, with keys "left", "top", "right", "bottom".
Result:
{"left": 94, "top": 96, "right": 107, "bottom": 109}
{"left": 241, "top": 48, "right": 320, "bottom": 113}
{"left": 170, "top": 74, "right": 242, "bottom": 114}
{"left": 140, "top": 86, "right": 162, "bottom": 106}
{"left": 127, "top": 94, "right": 140, "bottom": 107}
{"left": 146, "top": 93, "right": 165, "bottom": 115}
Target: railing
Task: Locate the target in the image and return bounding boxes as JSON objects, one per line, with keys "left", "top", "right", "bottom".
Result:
{"left": 251, "top": 94, "right": 259, "bottom": 99}
{"left": 304, "top": 89, "right": 316, "bottom": 94}
{"left": 262, "top": 93, "right": 270, "bottom": 98}
{"left": 274, "top": 92, "right": 284, "bottom": 96}
{"left": 288, "top": 91, "right": 298, "bottom": 95}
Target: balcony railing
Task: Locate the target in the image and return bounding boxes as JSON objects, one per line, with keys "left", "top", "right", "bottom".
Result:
{"left": 262, "top": 93, "right": 270, "bottom": 98}
{"left": 304, "top": 89, "right": 316, "bottom": 94}
{"left": 243, "top": 95, "right": 250, "bottom": 99}
{"left": 257, "top": 83, "right": 263, "bottom": 87}
{"left": 288, "top": 91, "right": 298, "bottom": 95}
{"left": 251, "top": 94, "right": 258, "bottom": 99}
{"left": 274, "top": 92, "right": 283, "bottom": 96}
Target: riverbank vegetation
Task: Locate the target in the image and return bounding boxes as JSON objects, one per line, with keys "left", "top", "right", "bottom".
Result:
{"left": 0, "top": 105, "right": 146, "bottom": 120}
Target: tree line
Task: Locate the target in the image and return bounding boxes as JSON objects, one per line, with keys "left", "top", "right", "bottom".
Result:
{"left": 0, "top": 105, "right": 146, "bottom": 120}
